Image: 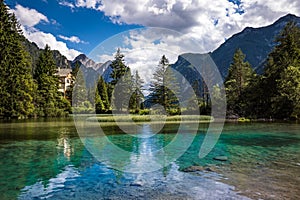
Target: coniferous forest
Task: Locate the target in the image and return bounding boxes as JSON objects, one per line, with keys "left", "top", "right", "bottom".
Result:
{"left": 0, "top": 0, "right": 299, "bottom": 120}
{"left": 224, "top": 22, "right": 300, "bottom": 120}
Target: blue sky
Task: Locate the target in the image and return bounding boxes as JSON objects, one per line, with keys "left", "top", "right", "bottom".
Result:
{"left": 6, "top": 0, "right": 141, "bottom": 58}
{"left": 5, "top": 0, "right": 300, "bottom": 70}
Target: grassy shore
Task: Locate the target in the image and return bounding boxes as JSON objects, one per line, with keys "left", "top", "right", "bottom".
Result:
{"left": 86, "top": 115, "right": 213, "bottom": 123}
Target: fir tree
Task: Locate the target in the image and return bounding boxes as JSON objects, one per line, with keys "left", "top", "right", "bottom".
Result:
{"left": 278, "top": 65, "right": 300, "bottom": 118}
{"left": 95, "top": 88, "right": 105, "bottom": 113}
{"left": 72, "top": 67, "right": 88, "bottom": 107}
{"left": 0, "top": 1, "right": 35, "bottom": 118}
{"left": 129, "top": 70, "right": 144, "bottom": 112}
{"left": 97, "top": 76, "right": 110, "bottom": 111}
{"left": 149, "top": 55, "right": 180, "bottom": 114}
{"left": 112, "top": 68, "right": 133, "bottom": 112}
{"left": 110, "top": 49, "right": 132, "bottom": 112}
{"left": 110, "top": 48, "right": 129, "bottom": 86}
{"left": 34, "top": 45, "right": 68, "bottom": 117}
{"left": 262, "top": 22, "right": 300, "bottom": 118}
{"left": 225, "top": 48, "right": 255, "bottom": 116}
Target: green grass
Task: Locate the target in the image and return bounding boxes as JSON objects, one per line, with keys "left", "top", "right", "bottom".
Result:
{"left": 86, "top": 115, "right": 213, "bottom": 123}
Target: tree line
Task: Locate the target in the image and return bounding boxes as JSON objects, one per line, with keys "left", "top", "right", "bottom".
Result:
{"left": 71, "top": 49, "right": 180, "bottom": 115}
{"left": 224, "top": 22, "right": 300, "bottom": 119}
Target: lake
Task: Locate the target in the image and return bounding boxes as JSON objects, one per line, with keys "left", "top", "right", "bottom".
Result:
{"left": 0, "top": 118, "right": 299, "bottom": 199}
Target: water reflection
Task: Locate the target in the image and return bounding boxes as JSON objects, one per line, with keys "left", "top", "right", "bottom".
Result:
{"left": 80, "top": 121, "right": 198, "bottom": 173}
{"left": 57, "top": 128, "right": 73, "bottom": 160}
{"left": 19, "top": 165, "right": 80, "bottom": 199}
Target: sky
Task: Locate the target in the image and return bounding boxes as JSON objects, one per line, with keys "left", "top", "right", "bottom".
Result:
{"left": 5, "top": 0, "right": 300, "bottom": 82}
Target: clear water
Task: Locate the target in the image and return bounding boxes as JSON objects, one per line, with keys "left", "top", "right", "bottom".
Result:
{"left": 0, "top": 119, "right": 299, "bottom": 199}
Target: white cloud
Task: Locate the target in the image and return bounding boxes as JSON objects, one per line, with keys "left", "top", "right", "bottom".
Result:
{"left": 58, "top": 35, "right": 87, "bottom": 44}
{"left": 95, "top": 28, "right": 201, "bottom": 86}
{"left": 76, "top": 0, "right": 102, "bottom": 9}
{"left": 77, "top": 0, "right": 300, "bottom": 53}
{"left": 12, "top": 4, "right": 49, "bottom": 27}
{"left": 59, "top": 1, "right": 75, "bottom": 9}
{"left": 11, "top": 4, "right": 81, "bottom": 60}
{"left": 23, "top": 28, "right": 81, "bottom": 60}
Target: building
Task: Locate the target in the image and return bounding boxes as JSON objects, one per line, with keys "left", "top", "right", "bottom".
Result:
{"left": 55, "top": 68, "right": 72, "bottom": 98}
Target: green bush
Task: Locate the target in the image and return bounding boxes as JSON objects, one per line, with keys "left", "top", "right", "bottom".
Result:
{"left": 238, "top": 117, "right": 251, "bottom": 122}
{"left": 139, "top": 109, "right": 150, "bottom": 115}
{"left": 167, "top": 108, "right": 181, "bottom": 115}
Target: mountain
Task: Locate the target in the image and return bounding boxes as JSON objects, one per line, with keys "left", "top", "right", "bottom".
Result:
{"left": 172, "top": 14, "right": 300, "bottom": 80}
{"left": 212, "top": 14, "right": 300, "bottom": 77}
{"left": 23, "top": 37, "right": 113, "bottom": 84}
{"left": 22, "top": 36, "right": 71, "bottom": 70}
{"left": 71, "top": 54, "right": 113, "bottom": 84}
{"left": 72, "top": 54, "right": 103, "bottom": 70}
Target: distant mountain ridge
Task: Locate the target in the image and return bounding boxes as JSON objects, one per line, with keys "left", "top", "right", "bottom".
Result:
{"left": 23, "top": 37, "right": 72, "bottom": 70}
{"left": 72, "top": 54, "right": 113, "bottom": 83}
{"left": 23, "top": 38, "right": 113, "bottom": 83}
{"left": 169, "top": 13, "right": 300, "bottom": 92}
{"left": 210, "top": 13, "right": 300, "bottom": 77}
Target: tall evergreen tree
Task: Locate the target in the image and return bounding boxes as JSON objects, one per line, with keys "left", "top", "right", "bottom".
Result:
{"left": 34, "top": 45, "right": 68, "bottom": 117}
{"left": 0, "top": 1, "right": 35, "bottom": 118}
{"left": 72, "top": 67, "right": 88, "bottom": 107}
{"left": 112, "top": 68, "right": 133, "bottom": 112}
{"left": 97, "top": 76, "right": 110, "bottom": 111}
{"left": 149, "top": 55, "right": 180, "bottom": 114}
{"left": 65, "top": 61, "right": 80, "bottom": 103}
{"left": 225, "top": 48, "right": 255, "bottom": 116}
{"left": 262, "top": 22, "right": 300, "bottom": 118}
{"left": 129, "top": 70, "right": 144, "bottom": 112}
{"left": 95, "top": 88, "right": 105, "bottom": 113}
{"left": 109, "top": 49, "right": 132, "bottom": 112}
{"left": 110, "top": 48, "right": 129, "bottom": 86}
{"left": 278, "top": 65, "right": 300, "bottom": 118}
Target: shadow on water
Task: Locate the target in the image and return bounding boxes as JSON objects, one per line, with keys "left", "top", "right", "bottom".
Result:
{"left": 220, "top": 133, "right": 300, "bottom": 147}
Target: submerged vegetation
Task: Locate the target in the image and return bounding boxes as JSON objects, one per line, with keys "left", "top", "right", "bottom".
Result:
{"left": 86, "top": 115, "right": 213, "bottom": 123}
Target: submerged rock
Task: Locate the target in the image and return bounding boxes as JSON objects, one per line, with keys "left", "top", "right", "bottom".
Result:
{"left": 182, "top": 166, "right": 205, "bottom": 172}
{"left": 130, "top": 181, "right": 143, "bottom": 187}
{"left": 213, "top": 156, "right": 228, "bottom": 161}
{"left": 204, "top": 167, "right": 215, "bottom": 172}
{"left": 182, "top": 165, "right": 218, "bottom": 173}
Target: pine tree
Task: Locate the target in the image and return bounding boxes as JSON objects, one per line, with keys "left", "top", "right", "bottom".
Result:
{"left": 109, "top": 49, "right": 132, "bottom": 112}
{"left": 0, "top": 1, "right": 35, "bottom": 118}
{"left": 112, "top": 68, "right": 133, "bottom": 112}
{"left": 262, "top": 22, "right": 300, "bottom": 118}
{"left": 72, "top": 67, "right": 88, "bottom": 108}
{"left": 65, "top": 61, "right": 80, "bottom": 103}
{"left": 225, "top": 48, "right": 255, "bottom": 116}
{"left": 149, "top": 55, "right": 180, "bottom": 114}
{"left": 129, "top": 70, "right": 144, "bottom": 112}
{"left": 95, "top": 89, "right": 105, "bottom": 114}
{"left": 278, "top": 65, "right": 300, "bottom": 118}
{"left": 34, "top": 45, "right": 67, "bottom": 117}
{"left": 97, "top": 76, "right": 110, "bottom": 111}
{"left": 110, "top": 48, "right": 129, "bottom": 85}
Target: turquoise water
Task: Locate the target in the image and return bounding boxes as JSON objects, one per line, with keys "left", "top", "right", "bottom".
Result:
{"left": 0, "top": 119, "right": 299, "bottom": 199}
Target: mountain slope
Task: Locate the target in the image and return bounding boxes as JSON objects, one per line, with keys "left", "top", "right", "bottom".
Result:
{"left": 211, "top": 14, "right": 300, "bottom": 77}
{"left": 23, "top": 38, "right": 113, "bottom": 85}
{"left": 167, "top": 14, "right": 300, "bottom": 100}
{"left": 22, "top": 37, "right": 71, "bottom": 70}
{"left": 71, "top": 54, "right": 113, "bottom": 84}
